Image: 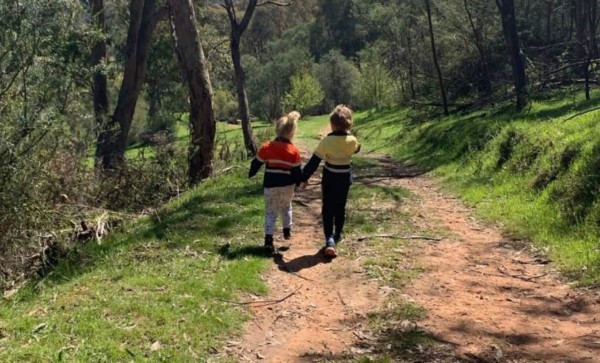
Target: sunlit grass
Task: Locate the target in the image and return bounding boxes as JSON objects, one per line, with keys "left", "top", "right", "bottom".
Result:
{"left": 354, "top": 90, "right": 600, "bottom": 285}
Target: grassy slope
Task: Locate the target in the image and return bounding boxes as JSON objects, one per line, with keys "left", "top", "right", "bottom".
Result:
{"left": 0, "top": 121, "right": 285, "bottom": 361}
{"left": 0, "top": 116, "right": 355, "bottom": 362}
{"left": 354, "top": 91, "right": 600, "bottom": 285}
{"left": 0, "top": 171, "right": 271, "bottom": 362}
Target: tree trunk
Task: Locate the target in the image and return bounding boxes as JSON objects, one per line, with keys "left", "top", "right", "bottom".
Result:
{"left": 406, "top": 27, "right": 417, "bottom": 100}
{"left": 169, "top": 0, "right": 216, "bottom": 183}
{"left": 425, "top": 0, "right": 449, "bottom": 115}
{"left": 546, "top": 0, "right": 554, "bottom": 43}
{"left": 464, "top": 0, "right": 492, "bottom": 98}
{"left": 99, "top": 0, "right": 164, "bottom": 169}
{"left": 224, "top": 0, "right": 259, "bottom": 157}
{"left": 574, "top": 0, "right": 588, "bottom": 61}
{"left": 90, "top": 0, "right": 110, "bottom": 166}
{"left": 231, "top": 33, "right": 257, "bottom": 156}
{"left": 496, "top": 0, "right": 528, "bottom": 111}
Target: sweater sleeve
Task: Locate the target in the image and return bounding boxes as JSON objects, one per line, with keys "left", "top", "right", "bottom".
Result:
{"left": 301, "top": 154, "right": 322, "bottom": 182}
{"left": 291, "top": 148, "right": 302, "bottom": 186}
{"left": 248, "top": 157, "right": 263, "bottom": 178}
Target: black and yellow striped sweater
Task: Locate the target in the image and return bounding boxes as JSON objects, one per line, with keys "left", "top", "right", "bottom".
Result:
{"left": 301, "top": 131, "right": 361, "bottom": 183}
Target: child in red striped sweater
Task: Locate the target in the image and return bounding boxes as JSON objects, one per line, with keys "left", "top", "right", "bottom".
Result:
{"left": 249, "top": 111, "right": 302, "bottom": 252}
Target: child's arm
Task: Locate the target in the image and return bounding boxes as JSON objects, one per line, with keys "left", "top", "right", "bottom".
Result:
{"left": 248, "top": 157, "right": 263, "bottom": 178}
{"left": 291, "top": 149, "right": 302, "bottom": 186}
{"left": 248, "top": 145, "right": 267, "bottom": 178}
{"left": 301, "top": 154, "right": 321, "bottom": 182}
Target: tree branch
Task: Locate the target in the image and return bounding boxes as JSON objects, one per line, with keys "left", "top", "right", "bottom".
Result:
{"left": 257, "top": 0, "right": 294, "bottom": 6}
{"left": 238, "top": 0, "right": 258, "bottom": 34}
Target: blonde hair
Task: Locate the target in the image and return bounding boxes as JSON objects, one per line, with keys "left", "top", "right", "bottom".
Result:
{"left": 276, "top": 111, "right": 300, "bottom": 138}
{"left": 330, "top": 105, "right": 353, "bottom": 131}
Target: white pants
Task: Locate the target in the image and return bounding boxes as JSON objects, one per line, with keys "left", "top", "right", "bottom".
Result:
{"left": 264, "top": 185, "right": 295, "bottom": 235}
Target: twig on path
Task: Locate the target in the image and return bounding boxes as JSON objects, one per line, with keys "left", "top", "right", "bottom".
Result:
{"left": 252, "top": 318, "right": 264, "bottom": 332}
{"left": 214, "top": 166, "right": 236, "bottom": 176}
{"left": 217, "top": 286, "right": 303, "bottom": 307}
{"left": 511, "top": 257, "right": 550, "bottom": 265}
{"left": 497, "top": 265, "right": 548, "bottom": 282}
{"left": 357, "top": 234, "right": 443, "bottom": 242}
{"left": 337, "top": 291, "right": 348, "bottom": 307}
{"left": 565, "top": 330, "right": 600, "bottom": 342}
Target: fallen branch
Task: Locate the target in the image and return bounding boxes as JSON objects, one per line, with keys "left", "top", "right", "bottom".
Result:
{"left": 337, "top": 291, "right": 348, "bottom": 307}
{"left": 497, "top": 265, "right": 548, "bottom": 282}
{"left": 217, "top": 286, "right": 302, "bottom": 306}
{"left": 564, "top": 106, "right": 600, "bottom": 121}
{"left": 357, "top": 234, "right": 443, "bottom": 242}
{"left": 214, "top": 166, "right": 236, "bottom": 176}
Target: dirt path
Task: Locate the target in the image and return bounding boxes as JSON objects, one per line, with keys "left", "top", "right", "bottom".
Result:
{"left": 400, "top": 175, "right": 600, "bottom": 362}
{"left": 228, "top": 149, "right": 600, "bottom": 362}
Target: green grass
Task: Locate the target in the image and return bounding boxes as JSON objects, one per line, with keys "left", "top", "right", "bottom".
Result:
{"left": 354, "top": 90, "right": 600, "bottom": 285}
{"left": 0, "top": 170, "right": 271, "bottom": 362}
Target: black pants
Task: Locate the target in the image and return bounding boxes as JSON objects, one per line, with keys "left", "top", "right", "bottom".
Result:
{"left": 321, "top": 172, "right": 352, "bottom": 240}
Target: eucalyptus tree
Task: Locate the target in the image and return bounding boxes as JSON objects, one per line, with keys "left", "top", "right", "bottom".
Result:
{"left": 90, "top": 0, "right": 110, "bottom": 166}
{"left": 169, "top": 0, "right": 216, "bottom": 183}
{"left": 424, "top": 0, "right": 448, "bottom": 115}
{"left": 217, "top": 0, "right": 292, "bottom": 157}
{"left": 496, "top": 0, "right": 528, "bottom": 110}
{"left": 96, "top": 0, "right": 168, "bottom": 169}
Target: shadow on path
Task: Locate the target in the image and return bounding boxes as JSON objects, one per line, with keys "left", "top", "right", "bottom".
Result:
{"left": 273, "top": 250, "right": 332, "bottom": 274}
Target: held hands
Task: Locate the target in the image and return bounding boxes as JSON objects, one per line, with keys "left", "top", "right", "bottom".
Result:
{"left": 299, "top": 181, "right": 308, "bottom": 190}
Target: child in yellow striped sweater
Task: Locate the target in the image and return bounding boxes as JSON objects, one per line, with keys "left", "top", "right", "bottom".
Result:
{"left": 300, "top": 105, "right": 360, "bottom": 257}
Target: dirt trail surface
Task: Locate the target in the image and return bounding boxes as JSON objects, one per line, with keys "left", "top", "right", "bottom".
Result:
{"left": 400, "top": 175, "right": 600, "bottom": 362}
{"left": 229, "top": 149, "right": 600, "bottom": 362}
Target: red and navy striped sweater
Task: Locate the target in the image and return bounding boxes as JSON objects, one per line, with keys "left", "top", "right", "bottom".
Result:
{"left": 248, "top": 137, "right": 302, "bottom": 188}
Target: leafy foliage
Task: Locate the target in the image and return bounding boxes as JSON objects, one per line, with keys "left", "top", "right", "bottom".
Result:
{"left": 283, "top": 72, "right": 324, "bottom": 114}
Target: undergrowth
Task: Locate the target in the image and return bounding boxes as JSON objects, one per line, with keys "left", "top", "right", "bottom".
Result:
{"left": 0, "top": 168, "right": 271, "bottom": 362}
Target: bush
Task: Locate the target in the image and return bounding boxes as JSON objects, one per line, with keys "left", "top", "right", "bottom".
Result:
{"left": 314, "top": 49, "right": 359, "bottom": 110}
{"left": 213, "top": 89, "right": 239, "bottom": 121}
{"left": 354, "top": 44, "right": 398, "bottom": 110}
{"left": 282, "top": 72, "right": 324, "bottom": 115}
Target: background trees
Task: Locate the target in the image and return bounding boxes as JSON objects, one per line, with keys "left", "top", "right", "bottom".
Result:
{"left": 5, "top": 0, "right": 600, "bottom": 289}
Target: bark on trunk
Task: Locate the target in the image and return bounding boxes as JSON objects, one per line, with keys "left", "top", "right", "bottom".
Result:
{"left": 496, "top": 0, "right": 528, "bottom": 111}
{"left": 100, "top": 0, "right": 164, "bottom": 169}
{"left": 464, "top": 0, "right": 492, "bottom": 98}
{"left": 406, "top": 26, "right": 417, "bottom": 100}
{"left": 425, "top": 0, "right": 449, "bottom": 115}
{"left": 574, "top": 0, "right": 588, "bottom": 61}
{"left": 224, "top": 0, "right": 258, "bottom": 157}
{"left": 169, "top": 0, "right": 216, "bottom": 183}
{"left": 231, "top": 34, "right": 257, "bottom": 156}
{"left": 90, "top": 0, "right": 110, "bottom": 166}
{"left": 546, "top": 0, "right": 554, "bottom": 43}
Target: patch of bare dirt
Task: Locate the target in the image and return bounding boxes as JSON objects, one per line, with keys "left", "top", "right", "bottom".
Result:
{"left": 398, "top": 171, "right": 600, "bottom": 363}
{"left": 229, "top": 146, "right": 600, "bottom": 363}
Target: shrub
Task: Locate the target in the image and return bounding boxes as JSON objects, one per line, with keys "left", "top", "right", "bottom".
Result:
{"left": 282, "top": 72, "right": 325, "bottom": 115}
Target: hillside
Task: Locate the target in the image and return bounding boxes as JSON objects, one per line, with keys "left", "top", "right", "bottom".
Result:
{"left": 355, "top": 92, "right": 600, "bottom": 285}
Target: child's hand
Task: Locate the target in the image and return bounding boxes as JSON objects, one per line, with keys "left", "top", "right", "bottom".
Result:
{"left": 299, "top": 181, "right": 308, "bottom": 190}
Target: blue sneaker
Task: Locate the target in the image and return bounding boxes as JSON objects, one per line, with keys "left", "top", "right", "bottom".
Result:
{"left": 324, "top": 237, "right": 337, "bottom": 258}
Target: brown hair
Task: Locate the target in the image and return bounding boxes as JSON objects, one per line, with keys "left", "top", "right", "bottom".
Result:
{"left": 329, "top": 105, "right": 353, "bottom": 131}
{"left": 276, "top": 111, "right": 300, "bottom": 138}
